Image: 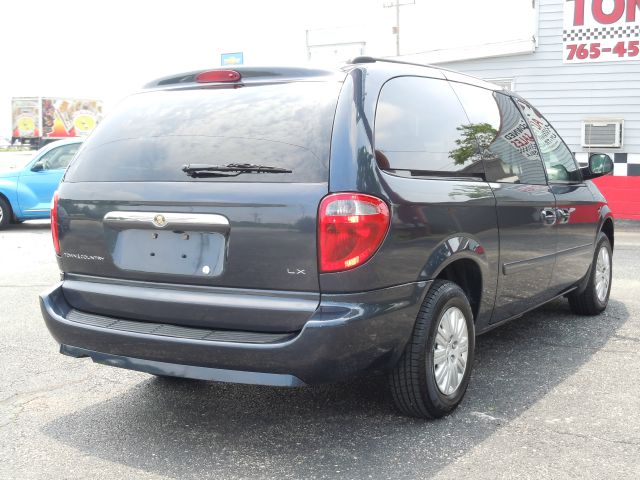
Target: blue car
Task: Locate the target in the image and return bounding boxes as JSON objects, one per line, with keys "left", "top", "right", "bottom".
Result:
{"left": 0, "top": 138, "right": 82, "bottom": 229}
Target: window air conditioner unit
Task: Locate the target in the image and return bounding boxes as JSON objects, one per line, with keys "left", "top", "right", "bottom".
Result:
{"left": 582, "top": 120, "right": 623, "bottom": 148}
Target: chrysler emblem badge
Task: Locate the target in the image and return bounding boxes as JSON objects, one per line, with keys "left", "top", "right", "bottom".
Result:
{"left": 153, "top": 214, "right": 168, "bottom": 227}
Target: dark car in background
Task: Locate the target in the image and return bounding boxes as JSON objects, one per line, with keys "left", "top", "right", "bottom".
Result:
{"left": 40, "top": 59, "right": 614, "bottom": 418}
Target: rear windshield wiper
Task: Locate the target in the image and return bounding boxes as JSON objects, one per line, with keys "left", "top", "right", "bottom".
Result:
{"left": 182, "top": 163, "right": 292, "bottom": 178}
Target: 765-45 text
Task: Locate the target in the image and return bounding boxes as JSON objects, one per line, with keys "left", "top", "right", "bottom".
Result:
{"left": 566, "top": 41, "right": 639, "bottom": 60}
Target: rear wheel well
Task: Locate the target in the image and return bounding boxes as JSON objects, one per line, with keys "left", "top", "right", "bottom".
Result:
{"left": 601, "top": 218, "right": 614, "bottom": 250}
{"left": 435, "top": 259, "right": 482, "bottom": 321}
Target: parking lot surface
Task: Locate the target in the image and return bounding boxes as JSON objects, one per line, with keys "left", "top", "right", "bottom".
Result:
{"left": 0, "top": 150, "right": 33, "bottom": 171}
{"left": 1, "top": 221, "right": 639, "bottom": 479}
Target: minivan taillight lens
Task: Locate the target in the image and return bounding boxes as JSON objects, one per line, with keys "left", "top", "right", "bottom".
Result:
{"left": 51, "top": 191, "right": 60, "bottom": 255}
{"left": 318, "top": 193, "right": 390, "bottom": 273}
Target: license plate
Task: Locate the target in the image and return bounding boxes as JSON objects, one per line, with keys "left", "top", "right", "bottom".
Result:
{"left": 111, "top": 229, "right": 226, "bottom": 276}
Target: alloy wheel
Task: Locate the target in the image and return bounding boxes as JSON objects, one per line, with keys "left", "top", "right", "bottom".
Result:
{"left": 595, "top": 246, "right": 611, "bottom": 303}
{"left": 433, "top": 306, "right": 469, "bottom": 395}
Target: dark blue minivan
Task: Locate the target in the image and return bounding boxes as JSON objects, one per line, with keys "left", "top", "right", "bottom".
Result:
{"left": 40, "top": 59, "right": 614, "bottom": 418}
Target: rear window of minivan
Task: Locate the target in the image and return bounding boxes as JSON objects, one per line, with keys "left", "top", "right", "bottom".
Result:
{"left": 65, "top": 81, "right": 342, "bottom": 183}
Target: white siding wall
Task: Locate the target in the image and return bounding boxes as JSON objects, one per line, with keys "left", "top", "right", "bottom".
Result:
{"left": 434, "top": 0, "right": 640, "bottom": 161}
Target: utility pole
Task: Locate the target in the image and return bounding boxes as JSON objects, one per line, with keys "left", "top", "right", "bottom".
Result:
{"left": 383, "top": 0, "right": 415, "bottom": 56}
{"left": 395, "top": 0, "right": 400, "bottom": 56}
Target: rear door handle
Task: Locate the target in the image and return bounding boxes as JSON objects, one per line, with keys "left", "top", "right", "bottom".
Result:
{"left": 540, "top": 208, "right": 557, "bottom": 225}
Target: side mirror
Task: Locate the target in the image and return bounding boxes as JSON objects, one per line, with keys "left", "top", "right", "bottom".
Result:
{"left": 582, "top": 153, "right": 613, "bottom": 180}
{"left": 31, "top": 161, "right": 45, "bottom": 172}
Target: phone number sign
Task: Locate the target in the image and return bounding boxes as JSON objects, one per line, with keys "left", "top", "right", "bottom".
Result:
{"left": 563, "top": 0, "right": 640, "bottom": 63}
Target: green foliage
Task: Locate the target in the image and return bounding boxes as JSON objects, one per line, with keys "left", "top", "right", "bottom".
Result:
{"left": 449, "top": 123, "right": 498, "bottom": 165}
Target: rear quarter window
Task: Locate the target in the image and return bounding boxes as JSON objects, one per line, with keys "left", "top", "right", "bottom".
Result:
{"left": 374, "top": 76, "right": 485, "bottom": 178}
{"left": 65, "top": 81, "right": 342, "bottom": 183}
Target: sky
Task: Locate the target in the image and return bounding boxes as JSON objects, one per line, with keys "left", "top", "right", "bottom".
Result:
{"left": 0, "top": 0, "right": 535, "bottom": 139}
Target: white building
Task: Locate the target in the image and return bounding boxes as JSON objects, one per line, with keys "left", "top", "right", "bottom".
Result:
{"left": 395, "top": 0, "right": 640, "bottom": 219}
{"left": 431, "top": 0, "right": 640, "bottom": 173}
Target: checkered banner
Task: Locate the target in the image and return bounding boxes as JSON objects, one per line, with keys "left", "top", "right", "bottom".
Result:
{"left": 563, "top": 0, "right": 640, "bottom": 63}
{"left": 563, "top": 25, "right": 640, "bottom": 42}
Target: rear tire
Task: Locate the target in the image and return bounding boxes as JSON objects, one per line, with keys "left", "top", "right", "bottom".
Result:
{"left": 389, "top": 280, "right": 475, "bottom": 419}
{"left": 568, "top": 232, "right": 612, "bottom": 315}
{"left": 0, "top": 197, "right": 12, "bottom": 230}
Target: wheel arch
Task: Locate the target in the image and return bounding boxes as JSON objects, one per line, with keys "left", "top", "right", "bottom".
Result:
{"left": 0, "top": 191, "right": 16, "bottom": 222}
{"left": 419, "top": 235, "right": 490, "bottom": 322}
{"left": 601, "top": 216, "right": 614, "bottom": 250}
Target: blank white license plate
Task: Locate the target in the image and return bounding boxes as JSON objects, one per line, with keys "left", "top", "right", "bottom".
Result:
{"left": 111, "top": 229, "right": 226, "bottom": 276}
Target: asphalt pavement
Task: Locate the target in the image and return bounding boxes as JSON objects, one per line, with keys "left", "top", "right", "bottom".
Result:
{"left": 1, "top": 221, "right": 639, "bottom": 479}
{"left": 0, "top": 150, "right": 34, "bottom": 171}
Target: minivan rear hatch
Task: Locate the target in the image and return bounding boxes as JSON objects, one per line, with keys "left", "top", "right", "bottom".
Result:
{"left": 56, "top": 75, "right": 343, "bottom": 332}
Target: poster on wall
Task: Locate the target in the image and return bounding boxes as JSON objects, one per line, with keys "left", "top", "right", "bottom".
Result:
{"left": 221, "top": 52, "right": 243, "bottom": 66}
{"left": 41, "top": 98, "right": 102, "bottom": 138}
{"left": 563, "top": 0, "right": 640, "bottom": 63}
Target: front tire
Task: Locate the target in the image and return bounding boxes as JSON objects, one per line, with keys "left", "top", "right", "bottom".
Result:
{"left": 389, "top": 280, "right": 475, "bottom": 419}
{"left": 568, "top": 232, "right": 612, "bottom": 315}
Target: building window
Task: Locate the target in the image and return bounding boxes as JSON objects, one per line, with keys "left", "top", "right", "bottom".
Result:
{"left": 485, "top": 78, "right": 515, "bottom": 91}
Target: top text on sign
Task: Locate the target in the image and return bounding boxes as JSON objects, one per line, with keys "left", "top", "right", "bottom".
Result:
{"left": 572, "top": 0, "right": 640, "bottom": 25}
{"left": 563, "top": 0, "right": 640, "bottom": 63}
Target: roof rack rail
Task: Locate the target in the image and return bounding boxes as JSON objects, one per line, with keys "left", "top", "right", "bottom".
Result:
{"left": 348, "top": 56, "right": 433, "bottom": 68}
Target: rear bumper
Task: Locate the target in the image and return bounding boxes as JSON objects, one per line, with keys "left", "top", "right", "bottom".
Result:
{"left": 40, "top": 281, "right": 430, "bottom": 385}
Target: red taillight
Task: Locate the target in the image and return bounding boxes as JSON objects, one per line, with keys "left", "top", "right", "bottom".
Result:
{"left": 318, "top": 193, "right": 390, "bottom": 273}
{"left": 195, "top": 70, "right": 241, "bottom": 83}
{"left": 51, "top": 191, "right": 60, "bottom": 255}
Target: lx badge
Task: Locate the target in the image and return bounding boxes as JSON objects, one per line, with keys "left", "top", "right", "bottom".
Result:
{"left": 287, "top": 268, "right": 306, "bottom": 275}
